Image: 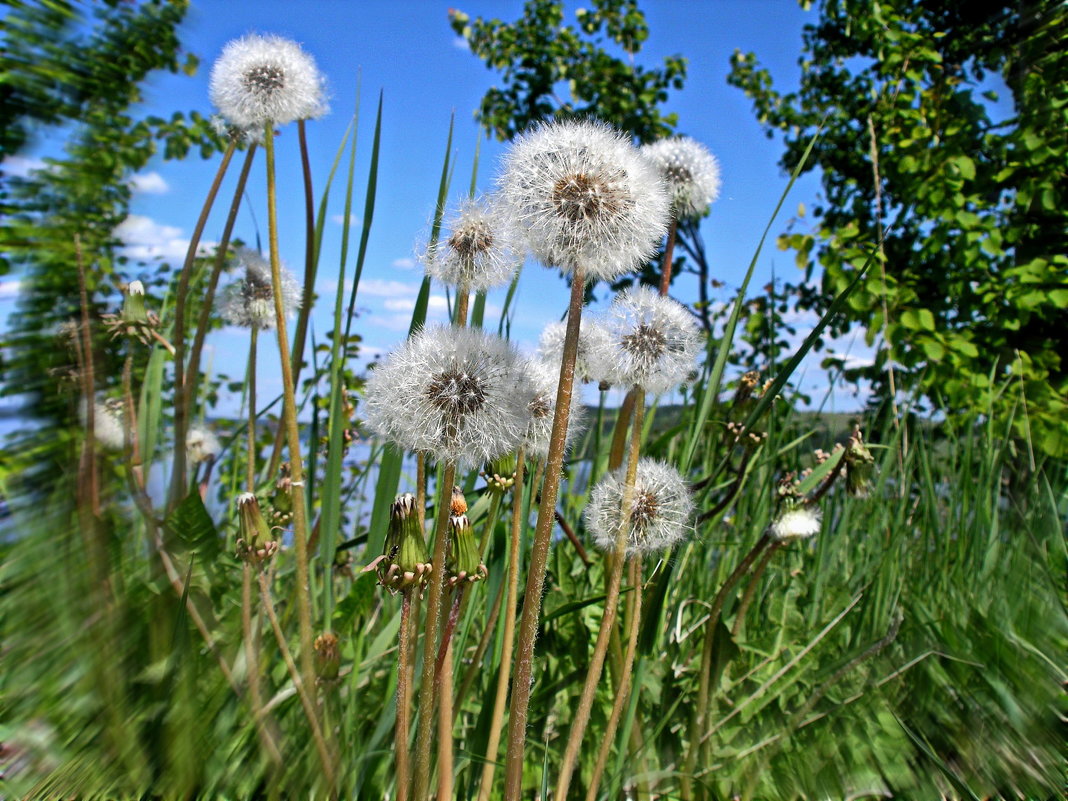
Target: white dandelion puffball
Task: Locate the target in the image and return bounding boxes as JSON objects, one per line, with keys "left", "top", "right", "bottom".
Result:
{"left": 424, "top": 196, "right": 521, "bottom": 292}
{"left": 771, "top": 505, "right": 821, "bottom": 542}
{"left": 363, "top": 325, "right": 530, "bottom": 467}
{"left": 209, "top": 33, "right": 327, "bottom": 130}
{"left": 537, "top": 317, "right": 613, "bottom": 385}
{"left": 641, "top": 136, "right": 721, "bottom": 220}
{"left": 219, "top": 248, "right": 301, "bottom": 330}
{"left": 595, "top": 285, "right": 702, "bottom": 394}
{"left": 522, "top": 358, "right": 586, "bottom": 461}
{"left": 585, "top": 458, "right": 693, "bottom": 555}
{"left": 497, "top": 119, "right": 670, "bottom": 281}
{"left": 80, "top": 398, "right": 126, "bottom": 451}
{"left": 186, "top": 425, "right": 221, "bottom": 465}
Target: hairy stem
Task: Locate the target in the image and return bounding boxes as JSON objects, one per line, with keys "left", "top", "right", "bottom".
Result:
{"left": 658, "top": 217, "right": 679, "bottom": 295}
{"left": 243, "top": 565, "right": 282, "bottom": 765}
{"left": 396, "top": 591, "right": 414, "bottom": 801}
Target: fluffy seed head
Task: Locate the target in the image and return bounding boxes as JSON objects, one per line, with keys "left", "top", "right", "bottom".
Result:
{"left": 771, "top": 505, "right": 821, "bottom": 542}
{"left": 521, "top": 358, "right": 586, "bottom": 461}
{"left": 80, "top": 398, "right": 126, "bottom": 451}
{"left": 595, "top": 285, "right": 702, "bottom": 393}
{"left": 536, "top": 317, "right": 613, "bottom": 385}
{"left": 186, "top": 425, "right": 221, "bottom": 465}
{"left": 362, "top": 325, "right": 530, "bottom": 467}
{"left": 219, "top": 248, "right": 301, "bottom": 330}
{"left": 585, "top": 459, "right": 693, "bottom": 555}
{"left": 641, "top": 136, "right": 721, "bottom": 219}
{"left": 209, "top": 34, "right": 327, "bottom": 129}
{"left": 497, "top": 119, "right": 670, "bottom": 281}
{"left": 424, "top": 196, "right": 521, "bottom": 292}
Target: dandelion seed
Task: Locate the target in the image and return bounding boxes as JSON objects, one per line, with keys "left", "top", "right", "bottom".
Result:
{"left": 424, "top": 196, "right": 521, "bottom": 292}
{"left": 498, "top": 119, "right": 670, "bottom": 281}
{"left": 363, "top": 325, "right": 529, "bottom": 467}
{"left": 80, "top": 398, "right": 126, "bottom": 451}
{"left": 209, "top": 34, "right": 327, "bottom": 130}
{"left": 537, "top": 317, "right": 613, "bottom": 385}
{"left": 522, "top": 358, "right": 586, "bottom": 461}
{"left": 219, "top": 248, "right": 301, "bottom": 330}
{"left": 595, "top": 285, "right": 701, "bottom": 394}
{"left": 641, "top": 136, "right": 721, "bottom": 220}
{"left": 770, "top": 505, "right": 821, "bottom": 542}
{"left": 585, "top": 459, "right": 693, "bottom": 555}
{"left": 186, "top": 425, "right": 221, "bottom": 465}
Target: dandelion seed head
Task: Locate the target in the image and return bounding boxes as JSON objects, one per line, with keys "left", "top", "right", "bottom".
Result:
{"left": 641, "top": 136, "right": 721, "bottom": 219}
{"left": 209, "top": 33, "right": 327, "bottom": 130}
{"left": 585, "top": 459, "right": 693, "bottom": 555}
{"left": 80, "top": 398, "right": 126, "bottom": 451}
{"left": 424, "top": 197, "right": 520, "bottom": 292}
{"left": 595, "top": 285, "right": 702, "bottom": 394}
{"left": 537, "top": 317, "right": 613, "bottom": 385}
{"left": 186, "top": 425, "right": 221, "bottom": 465}
{"left": 521, "top": 358, "right": 585, "bottom": 461}
{"left": 498, "top": 119, "right": 669, "bottom": 281}
{"left": 219, "top": 248, "right": 301, "bottom": 330}
{"left": 363, "top": 325, "right": 530, "bottom": 467}
{"left": 771, "top": 505, "right": 821, "bottom": 542}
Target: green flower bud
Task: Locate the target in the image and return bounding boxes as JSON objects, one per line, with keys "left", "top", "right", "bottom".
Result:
{"left": 446, "top": 488, "right": 486, "bottom": 587}
{"left": 236, "top": 493, "right": 278, "bottom": 563}
{"left": 482, "top": 452, "right": 517, "bottom": 493}
{"left": 313, "top": 632, "right": 341, "bottom": 682}
{"left": 122, "top": 280, "right": 150, "bottom": 327}
{"left": 377, "top": 493, "right": 432, "bottom": 592}
{"left": 844, "top": 428, "right": 875, "bottom": 498}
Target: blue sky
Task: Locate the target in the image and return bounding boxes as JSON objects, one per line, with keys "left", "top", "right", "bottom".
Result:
{"left": 3, "top": 0, "right": 875, "bottom": 412}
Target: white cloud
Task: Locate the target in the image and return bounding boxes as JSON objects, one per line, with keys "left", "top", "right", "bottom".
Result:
{"left": 392, "top": 257, "right": 417, "bottom": 270}
{"left": 331, "top": 213, "right": 360, "bottom": 226}
{"left": 128, "top": 171, "right": 170, "bottom": 195}
{"left": 383, "top": 297, "right": 415, "bottom": 312}
{"left": 1, "top": 155, "right": 47, "bottom": 178}
{"left": 0, "top": 280, "right": 21, "bottom": 300}
{"left": 114, "top": 214, "right": 215, "bottom": 262}
{"left": 451, "top": 37, "right": 470, "bottom": 51}
{"left": 359, "top": 278, "right": 420, "bottom": 297}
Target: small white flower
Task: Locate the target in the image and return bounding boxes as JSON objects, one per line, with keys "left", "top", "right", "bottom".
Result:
{"left": 80, "top": 398, "right": 126, "bottom": 451}
{"left": 219, "top": 248, "right": 301, "bottom": 330}
{"left": 497, "top": 119, "right": 670, "bottom": 281}
{"left": 537, "top": 316, "right": 614, "bottom": 385}
{"left": 363, "top": 325, "right": 530, "bottom": 467}
{"left": 424, "top": 196, "right": 521, "bottom": 292}
{"left": 209, "top": 33, "right": 327, "bottom": 130}
{"left": 641, "top": 136, "right": 721, "bottom": 220}
{"left": 770, "top": 505, "right": 821, "bottom": 542}
{"left": 585, "top": 458, "right": 693, "bottom": 555}
{"left": 522, "top": 358, "right": 586, "bottom": 461}
{"left": 594, "top": 285, "right": 702, "bottom": 394}
{"left": 186, "top": 425, "right": 221, "bottom": 465}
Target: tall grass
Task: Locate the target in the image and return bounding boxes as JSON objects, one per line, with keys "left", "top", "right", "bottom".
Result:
{"left": 1, "top": 91, "right": 1064, "bottom": 801}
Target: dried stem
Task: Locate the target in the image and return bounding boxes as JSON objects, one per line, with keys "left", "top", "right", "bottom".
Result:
{"left": 476, "top": 450, "right": 526, "bottom": 801}
{"left": 263, "top": 124, "right": 317, "bottom": 697}
{"left": 554, "top": 386, "right": 645, "bottom": 801}
{"left": 503, "top": 264, "right": 586, "bottom": 800}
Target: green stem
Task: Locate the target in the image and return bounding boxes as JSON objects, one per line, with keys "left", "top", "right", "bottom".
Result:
{"left": 396, "top": 591, "right": 414, "bottom": 801}
{"left": 731, "top": 542, "right": 783, "bottom": 638}
{"left": 243, "top": 564, "right": 282, "bottom": 765}
{"left": 503, "top": 265, "right": 586, "bottom": 800}
{"left": 246, "top": 327, "right": 258, "bottom": 492}
{"left": 262, "top": 124, "right": 317, "bottom": 702}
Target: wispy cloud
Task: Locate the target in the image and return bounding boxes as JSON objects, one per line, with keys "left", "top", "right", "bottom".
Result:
{"left": 391, "top": 257, "right": 417, "bottom": 270}
{"left": 114, "top": 214, "right": 215, "bottom": 262}
{"left": 1, "top": 155, "right": 47, "bottom": 178}
{"left": 0, "top": 279, "right": 21, "bottom": 300}
{"left": 128, "top": 171, "right": 170, "bottom": 195}
{"left": 451, "top": 37, "right": 470, "bottom": 51}
{"left": 330, "top": 213, "right": 360, "bottom": 226}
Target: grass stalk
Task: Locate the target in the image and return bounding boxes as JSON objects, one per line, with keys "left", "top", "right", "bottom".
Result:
{"left": 503, "top": 264, "right": 587, "bottom": 800}
{"left": 554, "top": 386, "right": 645, "bottom": 801}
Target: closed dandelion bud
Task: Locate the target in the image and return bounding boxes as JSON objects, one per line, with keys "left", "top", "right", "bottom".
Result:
{"left": 313, "top": 632, "right": 341, "bottom": 682}
{"left": 844, "top": 428, "right": 875, "bottom": 498}
{"left": 122, "top": 281, "right": 150, "bottom": 327}
{"left": 378, "top": 493, "right": 432, "bottom": 592}
{"left": 269, "top": 466, "right": 294, "bottom": 526}
{"left": 236, "top": 493, "right": 278, "bottom": 563}
{"left": 103, "top": 281, "right": 159, "bottom": 344}
{"left": 446, "top": 489, "right": 486, "bottom": 586}
{"left": 482, "top": 453, "right": 517, "bottom": 494}
{"left": 770, "top": 503, "right": 821, "bottom": 542}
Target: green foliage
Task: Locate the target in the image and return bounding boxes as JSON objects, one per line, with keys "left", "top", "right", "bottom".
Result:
{"left": 449, "top": 0, "right": 686, "bottom": 144}
{"left": 728, "top": 0, "right": 1068, "bottom": 456}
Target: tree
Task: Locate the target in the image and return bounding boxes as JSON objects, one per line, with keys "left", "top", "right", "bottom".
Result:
{"left": 728, "top": 0, "right": 1068, "bottom": 457}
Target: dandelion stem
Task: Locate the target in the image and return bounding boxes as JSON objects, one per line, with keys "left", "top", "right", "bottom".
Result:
{"left": 436, "top": 599, "right": 456, "bottom": 801}
{"left": 289, "top": 119, "right": 317, "bottom": 386}
{"left": 503, "top": 265, "right": 586, "bottom": 801}
{"left": 413, "top": 461, "right": 457, "bottom": 801}
{"left": 658, "top": 217, "right": 679, "bottom": 296}
{"left": 554, "top": 386, "right": 645, "bottom": 801}
{"left": 243, "top": 564, "right": 282, "bottom": 765}
{"left": 731, "top": 542, "right": 783, "bottom": 638}
{"left": 477, "top": 448, "right": 525, "bottom": 801}
{"left": 263, "top": 123, "right": 318, "bottom": 702}
{"left": 585, "top": 556, "right": 643, "bottom": 801}
{"left": 170, "top": 138, "right": 237, "bottom": 510}
{"left": 396, "top": 591, "right": 414, "bottom": 801}
{"left": 246, "top": 327, "right": 258, "bottom": 493}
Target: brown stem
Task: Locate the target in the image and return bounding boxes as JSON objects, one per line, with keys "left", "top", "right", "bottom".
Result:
{"left": 476, "top": 450, "right": 526, "bottom": 801}
{"left": 170, "top": 139, "right": 237, "bottom": 509}
{"left": 731, "top": 542, "right": 783, "bottom": 638}
{"left": 658, "top": 217, "right": 679, "bottom": 296}
{"left": 809, "top": 450, "right": 846, "bottom": 504}
{"left": 396, "top": 591, "right": 414, "bottom": 801}
{"left": 454, "top": 565, "right": 505, "bottom": 717}
{"left": 555, "top": 509, "right": 592, "bottom": 566}
{"left": 436, "top": 604, "right": 456, "bottom": 801}
{"left": 503, "top": 265, "right": 586, "bottom": 800}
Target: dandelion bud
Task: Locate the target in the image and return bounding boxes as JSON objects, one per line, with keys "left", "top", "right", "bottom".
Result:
{"left": 102, "top": 281, "right": 159, "bottom": 344}
{"left": 377, "top": 493, "right": 432, "bottom": 592}
{"left": 313, "top": 632, "right": 341, "bottom": 682}
{"left": 733, "top": 371, "right": 761, "bottom": 406}
{"left": 770, "top": 503, "right": 821, "bottom": 542}
{"left": 236, "top": 493, "right": 278, "bottom": 564}
{"left": 482, "top": 453, "right": 517, "bottom": 494}
{"left": 446, "top": 491, "right": 486, "bottom": 586}
{"left": 269, "top": 465, "right": 294, "bottom": 526}
{"left": 122, "top": 281, "right": 149, "bottom": 326}
{"left": 844, "top": 427, "right": 875, "bottom": 498}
